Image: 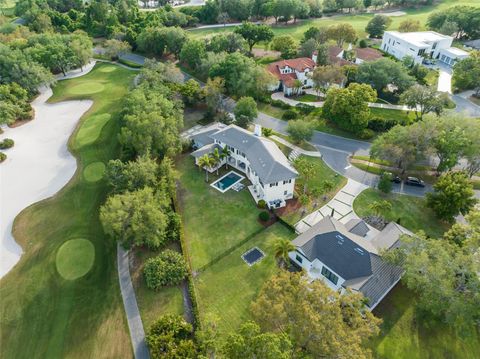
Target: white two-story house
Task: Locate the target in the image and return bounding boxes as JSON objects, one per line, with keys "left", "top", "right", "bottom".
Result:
{"left": 267, "top": 57, "right": 316, "bottom": 95}
{"left": 381, "top": 31, "right": 469, "bottom": 66}
{"left": 290, "top": 216, "right": 411, "bottom": 310}
{"left": 190, "top": 124, "right": 298, "bottom": 209}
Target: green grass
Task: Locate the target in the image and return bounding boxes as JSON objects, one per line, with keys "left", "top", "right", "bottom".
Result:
{"left": 118, "top": 58, "right": 144, "bottom": 68}
{"left": 195, "top": 223, "right": 294, "bottom": 334}
{"left": 182, "top": 107, "right": 207, "bottom": 130}
{"left": 353, "top": 188, "right": 450, "bottom": 238}
{"left": 189, "top": 0, "right": 480, "bottom": 41}
{"left": 351, "top": 162, "right": 386, "bottom": 175}
{"left": 257, "top": 102, "right": 287, "bottom": 119}
{"left": 370, "top": 107, "right": 416, "bottom": 125}
{"left": 176, "top": 155, "right": 263, "bottom": 270}
{"left": 295, "top": 94, "right": 319, "bottom": 102}
{"left": 371, "top": 283, "right": 480, "bottom": 359}
{"left": 0, "top": 63, "right": 135, "bottom": 359}
{"left": 83, "top": 161, "right": 106, "bottom": 182}
{"left": 352, "top": 155, "right": 392, "bottom": 166}
{"left": 75, "top": 113, "right": 111, "bottom": 148}
{"left": 130, "top": 246, "right": 184, "bottom": 329}
{"left": 280, "top": 155, "right": 346, "bottom": 225}
{"left": 55, "top": 239, "right": 95, "bottom": 280}
{"left": 273, "top": 131, "right": 317, "bottom": 151}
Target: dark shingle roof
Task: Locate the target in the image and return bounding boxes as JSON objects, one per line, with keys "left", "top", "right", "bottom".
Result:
{"left": 345, "top": 219, "right": 370, "bottom": 237}
{"left": 191, "top": 128, "right": 218, "bottom": 147}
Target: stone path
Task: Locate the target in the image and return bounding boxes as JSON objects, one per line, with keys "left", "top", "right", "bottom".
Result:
{"left": 295, "top": 179, "right": 368, "bottom": 234}
{"left": 117, "top": 244, "right": 150, "bottom": 359}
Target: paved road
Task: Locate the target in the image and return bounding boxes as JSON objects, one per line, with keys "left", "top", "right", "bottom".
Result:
{"left": 117, "top": 244, "right": 150, "bottom": 359}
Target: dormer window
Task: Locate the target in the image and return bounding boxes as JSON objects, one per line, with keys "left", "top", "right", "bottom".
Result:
{"left": 321, "top": 266, "right": 339, "bottom": 285}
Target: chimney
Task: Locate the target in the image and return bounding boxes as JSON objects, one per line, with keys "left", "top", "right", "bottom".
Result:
{"left": 254, "top": 124, "right": 262, "bottom": 137}
{"left": 312, "top": 51, "right": 318, "bottom": 64}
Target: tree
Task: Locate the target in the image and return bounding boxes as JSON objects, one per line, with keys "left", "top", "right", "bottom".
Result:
{"left": 100, "top": 187, "right": 169, "bottom": 250}
{"left": 273, "top": 238, "right": 295, "bottom": 269}
{"left": 179, "top": 39, "right": 206, "bottom": 69}
{"left": 315, "top": 43, "right": 330, "bottom": 65}
{"left": 326, "top": 23, "right": 357, "bottom": 47}
{"left": 400, "top": 84, "right": 444, "bottom": 120}
{"left": 0, "top": 82, "right": 32, "bottom": 125}
{"left": 287, "top": 120, "right": 314, "bottom": 144}
{"left": 251, "top": 271, "right": 381, "bottom": 358}
{"left": 144, "top": 250, "right": 188, "bottom": 290}
{"left": 204, "top": 77, "right": 225, "bottom": 115}
{"left": 378, "top": 173, "right": 393, "bottom": 193}
{"left": 365, "top": 15, "right": 391, "bottom": 38}
{"left": 398, "top": 19, "right": 420, "bottom": 32}
{"left": 356, "top": 58, "right": 415, "bottom": 94}
{"left": 234, "top": 96, "right": 258, "bottom": 128}
{"left": 221, "top": 321, "right": 293, "bottom": 358}
{"left": 146, "top": 315, "right": 198, "bottom": 359}
{"left": 299, "top": 38, "right": 318, "bottom": 57}
{"left": 208, "top": 32, "right": 246, "bottom": 53}
{"left": 426, "top": 172, "right": 477, "bottom": 222}
{"left": 294, "top": 156, "right": 315, "bottom": 193}
{"left": 431, "top": 123, "right": 469, "bottom": 173}
{"left": 311, "top": 64, "right": 345, "bottom": 97}
{"left": 322, "top": 83, "right": 377, "bottom": 133}
{"left": 271, "top": 35, "right": 297, "bottom": 59}
{"left": 234, "top": 22, "right": 274, "bottom": 54}
{"left": 136, "top": 27, "right": 168, "bottom": 57}
{"left": 383, "top": 231, "right": 480, "bottom": 331}
{"left": 443, "top": 210, "right": 480, "bottom": 247}
{"left": 180, "top": 79, "right": 202, "bottom": 106}
{"left": 427, "top": 6, "right": 480, "bottom": 39}
{"left": 303, "top": 25, "right": 329, "bottom": 44}
{"left": 104, "top": 39, "right": 131, "bottom": 60}
{"left": 210, "top": 147, "right": 222, "bottom": 175}
{"left": 106, "top": 154, "right": 159, "bottom": 194}
{"left": 368, "top": 200, "right": 392, "bottom": 216}
{"left": 198, "top": 154, "right": 216, "bottom": 182}
{"left": 452, "top": 51, "right": 480, "bottom": 95}
{"left": 163, "top": 27, "right": 188, "bottom": 58}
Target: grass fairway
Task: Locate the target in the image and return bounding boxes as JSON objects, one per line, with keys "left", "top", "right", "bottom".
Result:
{"left": 195, "top": 223, "right": 295, "bottom": 334}
{"left": 83, "top": 161, "right": 106, "bottom": 182}
{"left": 176, "top": 155, "right": 263, "bottom": 270}
{"left": 353, "top": 188, "right": 450, "bottom": 238}
{"left": 0, "top": 63, "right": 135, "bottom": 359}
{"left": 371, "top": 283, "right": 480, "bottom": 359}
{"left": 189, "top": 0, "right": 479, "bottom": 41}
{"left": 56, "top": 239, "right": 95, "bottom": 280}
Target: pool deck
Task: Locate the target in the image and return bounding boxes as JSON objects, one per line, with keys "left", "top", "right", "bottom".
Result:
{"left": 210, "top": 170, "right": 245, "bottom": 193}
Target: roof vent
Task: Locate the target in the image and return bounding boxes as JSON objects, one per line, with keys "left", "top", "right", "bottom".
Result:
{"left": 354, "top": 247, "right": 365, "bottom": 255}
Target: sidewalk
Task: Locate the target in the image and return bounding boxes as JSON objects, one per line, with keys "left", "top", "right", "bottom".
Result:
{"left": 270, "top": 135, "right": 322, "bottom": 157}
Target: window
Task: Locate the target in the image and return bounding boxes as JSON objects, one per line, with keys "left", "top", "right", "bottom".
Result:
{"left": 432, "top": 42, "right": 437, "bottom": 50}
{"left": 270, "top": 182, "right": 278, "bottom": 187}
{"left": 284, "top": 190, "right": 287, "bottom": 195}
{"left": 418, "top": 49, "right": 425, "bottom": 56}
{"left": 296, "top": 254, "right": 303, "bottom": 263}
{"left": 283, "top": 179, "right": 291, "bottom": 184}
{"left": 304, "top": 80, "right": 307, "bottom": 85}
{"left": 321, "top": 266, "right": 339, "bottom": 285}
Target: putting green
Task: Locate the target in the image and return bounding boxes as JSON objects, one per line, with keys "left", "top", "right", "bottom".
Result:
{"left": 70, "top": 82, "right": 105, "bottom": 95}
{"left": 75, "top": 113, "right": 111, "bottom": 148}
{"left": 83, "top": 162, "right": 105, "bottom": 182}
{"left": 98, "top": 66, "right": 117, "bottom": 73}
{"left": 56, "top": 239, "right": 95, "bottom": 280}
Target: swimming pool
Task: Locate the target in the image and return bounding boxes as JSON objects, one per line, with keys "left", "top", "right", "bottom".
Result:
{"left": 211, "top": 171, "right": 244, "bottom": 193}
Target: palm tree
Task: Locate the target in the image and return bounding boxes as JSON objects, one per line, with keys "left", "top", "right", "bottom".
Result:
{"left": 211, "top": 148, "right": 222, "bottom": 175}
{"left": 368, "top": 200, "right": 392, "bottom": 217}
{"left": 198, "top": 154, "right": 215, "bottom": 182}
{"left": 295, "top": 158, "right": 315, "bottom": 194}
{"left": 221, "top": 146, "right": 230, "bottom": 169}
{"left": 273, "top": 238, "right": 295, "bottom": 269}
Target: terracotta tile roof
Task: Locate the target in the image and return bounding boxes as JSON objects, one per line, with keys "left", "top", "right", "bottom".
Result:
{"left": 279, "top": 72, "right": 298, "bottom": 87}
{"left": 355, "top": 47, "right": 383, "bottom": 61}
{"left": 267, "top": 57, "right": 316, "bottom": 78}
{"left": 328, "top": 46, "right": 350, "bottom": 66}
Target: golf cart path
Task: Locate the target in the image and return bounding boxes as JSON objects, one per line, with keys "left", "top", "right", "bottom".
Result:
{"left": 0, "top": 61, "right": 96, "bottom": 278}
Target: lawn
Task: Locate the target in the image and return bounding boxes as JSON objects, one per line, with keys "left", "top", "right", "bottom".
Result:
{"left": 371, "top": 283, "right": 480, "bottom": 359}
{"left": 279, "top": 155, "right": 347, "bottom": 225}
{"left": 176, "top": 155, "right": 264, "bottom": 270}
{"left": 189, "top": 0, "right": 479, "bottom": 41}
{"left": 295, "top": 93, "right": 319, "bottom": 102}
{"left": 130, "top": 245, "right": 184, "bottom": 330}
{"left": 370, "top": 107, "right": 416, "bottom": 125}
{"left": 182, "top": 107, "right": 207, "bottom": 130}
{"left": 195, "top": 223, "right": 295, "bottom": 334}
{"left": 0, "top": 63, "right": 135, "bottom": 359}
{"left": 257, "top": 101, "right": 287, "bottom": 119}
{"left": 353, "top": 188, "right": 450, "bottom": 238}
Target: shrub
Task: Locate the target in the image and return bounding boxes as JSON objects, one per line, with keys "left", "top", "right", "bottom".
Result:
{"left": 367, "top": 117, "right": 398, "bottom": 132}
{"left": 0, "top": 138, "right": 14, "bottom": 149}
{"left": 358, "top": 128, "right": 375, "bottom": 139}
{"left": 378, "top": 173, "right": 393, "bottom": 194}
{"left": 144, "top": 250, "right": 188, "bottom": 291}
{"left": 287, "top": 119, "right": 313, "bottom": 143}
{"left": 271, "top": 99, "right": 292, "bottom": 109}
{"left": 0, "top": 152, "right": 6, "bottom": 163}
{"left": 259, "top": 211, "right": 270, "bottom": 222}
{"left": 295, "top": 103, "right": 315, "bottom": 115}
{"left": 257, "top": 199, "right": 267, "bottom": 209}
{"left": 261, "top": 127, "right": 273, "bottom": 137}
{"left": 359, "top": 39, "right": 368, "bottom": 48}
{"left": 282, "top": 109, "right": 299, "bottom": 120}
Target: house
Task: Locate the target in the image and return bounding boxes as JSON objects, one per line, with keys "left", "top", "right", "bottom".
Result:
{"left": 289, "top": 216, "right": 412, "bottom": 310}
{"left": 190, "top": 124, "right": 298, "bottom": 209}
{"left": 325, "top": 46, "right": 383, "bottom": 65}
{"left": 381, "top": 31, "right": 470, "bottom": 66}
{"left": 267, "top": 57, "right": 316, "bottom": 96}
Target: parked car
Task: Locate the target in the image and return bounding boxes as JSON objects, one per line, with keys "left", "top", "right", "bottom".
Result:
{"left": 382, "top": 172, "right": 401, "bottom": 184}
{"left": 405, "top": 177, "right": 425, "bottom": 187}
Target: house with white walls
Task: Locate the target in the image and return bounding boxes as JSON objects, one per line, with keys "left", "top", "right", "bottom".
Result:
{"left": 190, "top": 124, "right": 298, "bottom": 209}
{"left": 266, "top": 57, "right": 316, "bottom": 96}
{"left": 289, "top": 216, "right": 411, "bottom": 310}
{"left": 381, "top": 31, "right": 469, "bottom": 66}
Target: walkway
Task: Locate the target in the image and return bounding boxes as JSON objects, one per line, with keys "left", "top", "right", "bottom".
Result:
{"left": 295, "top": 179, "right": 368, "bottom": 233}
{"left": 117, "top": 244, "right": 150, "bottom": 359}
{"left": 271, "top": 135, "right": 322, "bottom": 157}
{"left": 0, "top": 61, "right": 96, "bottom": 278}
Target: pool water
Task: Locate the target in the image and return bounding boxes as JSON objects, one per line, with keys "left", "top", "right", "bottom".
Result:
{"left": 212, "top": 171, "right": 242, "bottom": 192}
{"left": 242, "top": 247, "right": 265, "bottom": 266}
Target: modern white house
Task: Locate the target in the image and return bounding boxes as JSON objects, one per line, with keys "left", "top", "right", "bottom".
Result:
{"left": 381, "top": 31, "right": 469, "bottom": 66}
{"left": 267, "top": 57, "right": 316, "bottom": 95}
{"left": 190, "top": 124, "right": 298, "bottom": 209}
{"left": 289, "top": 216, "right": 411, "bottom": 310}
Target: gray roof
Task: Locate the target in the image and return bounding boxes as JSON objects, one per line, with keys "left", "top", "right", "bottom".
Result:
{"left": 210, "top": 125, "right": 298, "bottom": 184}
{"left": 371, "top": 222, "right": 412, "bottom": 251}
{"left": 464, "top": 39, "right": 480, "bottom": 49}
{"left": 191, "top": 143, "right": 222, "bottom": 158}
{"left": 191, "top": 128, "right": 218, "bottom": 148}
{"left": 345, "top": 219, "right": 370, "bottom": 237}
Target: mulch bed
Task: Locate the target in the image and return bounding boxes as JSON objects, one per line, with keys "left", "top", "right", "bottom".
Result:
{"left": 257, "top": 211, "right": 278, "bottom": 227}
{"left": 274, "top": 198, "right": 301, "bottom": 218}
